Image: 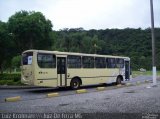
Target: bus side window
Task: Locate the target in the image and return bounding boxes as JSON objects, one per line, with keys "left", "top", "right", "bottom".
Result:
{"left": 67, "top": 55, "right": 81, "bottom": 68}
{"left": 82, "top": 56, "right": 94, "bottom": 68}
{"left": 106, "top": 58, "right": 116, "bottom": 68}
{"left": 116, "top": 58, "right": 124, "bottom": 68}
{"left": 37, "top": 53, "right": 56, "bottom": 68}
{"left": 95, "top": 57, "right": 106, "bottom": 68}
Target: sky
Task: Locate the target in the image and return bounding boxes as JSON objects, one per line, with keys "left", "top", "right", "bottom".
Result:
{"left": 0, "top": 0, "right": 159, "bottom": 30}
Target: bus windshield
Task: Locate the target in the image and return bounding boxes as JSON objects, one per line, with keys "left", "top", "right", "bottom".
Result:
{"left": 22, "top": 52, "right": 33, "bottom": 65}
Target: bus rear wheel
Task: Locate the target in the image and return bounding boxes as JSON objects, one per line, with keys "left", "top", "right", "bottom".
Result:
{"left": 70, "top": 78, "right": 81, "bottom": 89}
{"left": 116, "top": 76, "right": 122, "bottom": 85}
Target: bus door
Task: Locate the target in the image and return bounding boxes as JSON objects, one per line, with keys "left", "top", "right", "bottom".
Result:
{"left": 57, "top": 57, "right": 67, "bottom": 87}
{"left": 125, "top": 60, "right": 130, "bottom": 80}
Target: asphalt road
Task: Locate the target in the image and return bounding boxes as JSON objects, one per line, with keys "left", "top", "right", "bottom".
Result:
{"left": 0, "top": 76, "right": 160, "bottom": 119}
{"left": 0, "top": 76, "right": 153, "bottom": 103}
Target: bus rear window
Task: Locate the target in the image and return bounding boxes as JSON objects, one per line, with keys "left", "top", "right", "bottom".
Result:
{"left": 22, "top": 52, "right": 33, "bottom": 65}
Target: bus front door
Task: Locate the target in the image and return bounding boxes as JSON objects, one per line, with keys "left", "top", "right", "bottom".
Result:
{"left": 57, "top": 57, "right": 67, "bottom": 87}
{"left": 125, "top": 60, "right": 130, "bottom": 81}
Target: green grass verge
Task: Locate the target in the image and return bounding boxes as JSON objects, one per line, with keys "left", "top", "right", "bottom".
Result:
{"left": 132, "top": 71, "right": 160, "bottom": 78}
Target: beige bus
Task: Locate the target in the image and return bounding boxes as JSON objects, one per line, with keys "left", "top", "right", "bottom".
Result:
{"left": 21, "top": 50, "right": 131, "bottom": 89}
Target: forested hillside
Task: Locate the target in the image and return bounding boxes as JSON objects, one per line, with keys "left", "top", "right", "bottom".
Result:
{"left": 0, "top": 11, "right": 160, "bottom": 73}
{"left": 52, "top": 28, "right": 160, "bottom": 70}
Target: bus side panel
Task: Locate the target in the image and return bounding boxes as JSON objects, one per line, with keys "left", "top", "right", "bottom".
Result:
{"left": 94, "top": 68, "right": 119, "bottom": 84}
{"left": 103, "top": 68, "right": 119, "bottom": 83}
{"left": 67, "top": 68, "right": 119, "bottom": 86}
{"left": 34, "top": 68, "right": 58, "bottom": 87}
{"left": 67, "top": 69, "right": 98, "bottom": 85}
{"left": 33, "top": 52, "right": 57, "bottom": 87}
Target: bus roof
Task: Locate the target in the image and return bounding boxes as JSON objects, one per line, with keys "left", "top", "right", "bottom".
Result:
{"left": 23, "top": 49, "right": 130, "bottom": 59}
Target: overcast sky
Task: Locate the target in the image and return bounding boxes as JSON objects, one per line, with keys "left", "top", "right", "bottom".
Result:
{"left": 0, "top": 0, "right": 159, "bottom": 30}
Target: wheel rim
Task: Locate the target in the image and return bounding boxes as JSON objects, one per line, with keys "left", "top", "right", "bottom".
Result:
{"left": 117, "top": 77, "right": 121, "bottom": 84}
{"left": 73, "top": 82, "right": 78, "bottom": 88}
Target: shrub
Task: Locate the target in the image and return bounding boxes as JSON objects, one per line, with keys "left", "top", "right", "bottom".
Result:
{"left": 0, "top": 73, "right": 21, "bottom": 81}
{"left": 0, "top": 73, "right": 22, "bottom": 85}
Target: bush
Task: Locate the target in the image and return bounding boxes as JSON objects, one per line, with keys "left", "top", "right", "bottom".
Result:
{"left": 0, "top": 73, "right": 22, "bottom": 85}
{"left": 0, "top": 80, "right": 23, "bottom": 85}
{"left": 0, "top": 73, "right": 21, "bottom": 81}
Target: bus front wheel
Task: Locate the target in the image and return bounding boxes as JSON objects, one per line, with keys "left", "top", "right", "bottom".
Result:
{"left": 70, "top": 78, "right": 81, "bottom": 89}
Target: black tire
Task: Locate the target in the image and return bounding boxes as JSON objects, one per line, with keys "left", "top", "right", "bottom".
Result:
{"left": 70, "top": 78, "right": 81, "bottom": 89}
{"left": 116, "top": 76, "right": 122, "bottom": 85}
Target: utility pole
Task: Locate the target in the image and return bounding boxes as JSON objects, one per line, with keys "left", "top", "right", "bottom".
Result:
{"left": 150, "top": 0, "right": 157, "bottom": 86}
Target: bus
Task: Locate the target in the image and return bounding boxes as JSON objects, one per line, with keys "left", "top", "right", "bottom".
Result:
{"left": 21, "top": 50, "right": 131, "bottom": 89}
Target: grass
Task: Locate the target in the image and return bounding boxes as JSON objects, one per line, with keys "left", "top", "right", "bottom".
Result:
{"left": 132, "top": 71, "right": 160, "bottom": 78}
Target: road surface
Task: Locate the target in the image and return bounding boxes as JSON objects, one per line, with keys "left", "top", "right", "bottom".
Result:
{"left": 0, "top": 76, "right": 160, "bottom": 119}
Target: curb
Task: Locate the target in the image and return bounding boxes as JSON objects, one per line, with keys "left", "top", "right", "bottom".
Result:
{"left": 5, "top": 96, "right": 21, "bottom": 102}
{"left": 116, "top": 84, "right": 122, "bottom": 87}
{"left": 145, "top": 80, "right": 150, "bottom": 83}
{"left": 125, "top": 83, "right": 132, "bottom": 86}
{"left": 97, "top": 87, "right": 105, "bottom": 91}
{"left": 76, "top": 89, "right": 87, "bottom": 94}
{"left": 136, "top": 81, "right": 141, "bottom": 85}
{"left": 47, "top": 93, "right": 59, "bottom": 98}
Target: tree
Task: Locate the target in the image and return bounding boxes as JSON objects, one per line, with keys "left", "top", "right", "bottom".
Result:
{"left": 53, "top": 27, "right": 160, "bottom": 70}
{"left": 0, "top": 21, "right": 10, "bottom": 73}
{"left": 8, "top": 10, "right": 53, "bottom": 54}
{"left": 81, "top": 36, "right": 92, "bottom": 53}
{"left": 11, "top": 55, "right": 21, "bottom": 72}
{"left": 11, "top": 55, "right": 21, "bottom": 68}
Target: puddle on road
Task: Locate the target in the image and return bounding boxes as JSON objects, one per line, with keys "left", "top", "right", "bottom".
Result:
{"left": 104, "top": 98, "right": 110, "bottom": 100}
{"left": 59, "top": 103, "right": 70, "bottom": 107}
{"left": 85, "top": 99, "right": 90, "bottom": 103}
{"left": 124, "top": 90, "right": 136, "bottom": 93}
